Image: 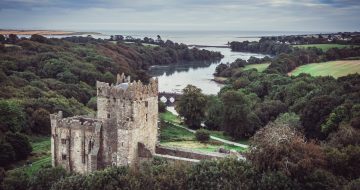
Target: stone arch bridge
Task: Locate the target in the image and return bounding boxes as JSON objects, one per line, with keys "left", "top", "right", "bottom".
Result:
{"left": 158, "top": 92, "right": 182, "bottom": 106}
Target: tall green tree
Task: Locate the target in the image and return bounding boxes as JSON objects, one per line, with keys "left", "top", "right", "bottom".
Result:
{"left": 301, "top": 95, "right": 339, "bottom": 139}
{"left": 221, "top": 90, "right": 255, "bottom": 138}
{"left": 176, "top": 85, "right": 207, "bottom": 129}
{"left": 204, "top": 95, "right": 223, "bottom": 130}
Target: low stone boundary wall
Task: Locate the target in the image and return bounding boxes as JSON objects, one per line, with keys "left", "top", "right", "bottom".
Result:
{"left": 154, "top": 154, "right": 200, "bottom": 163}
{"left": 155, "top": 145, "right": 227, "bottom": 160}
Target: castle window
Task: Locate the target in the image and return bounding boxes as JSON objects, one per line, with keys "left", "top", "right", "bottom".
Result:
{"left": 146, "top": 114, "right": 148, "bottom": 122}
{"left": 145, "top": 101, "right": 148, "bottom": 107}
{"left": 113, "top": 98, "right": 116, "bottom": 102}
{"left": 108, "top": 99, "right": 110, "bottom": 103}
{"left": 62, "top": 154, "right": 67, "bottom": 160}
{"left": 107, "top": 114, "right": 110, "bottom": 118}
{"left": 61, "top": 139, "right": 66, "bottom": 144}
{"left": 121, "top": 142, "right": 124, "bottom": 146}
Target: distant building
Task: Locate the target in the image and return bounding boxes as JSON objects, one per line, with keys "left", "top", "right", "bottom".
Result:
{"left": 50, "top": 74, "right": 158, "bottom": 173}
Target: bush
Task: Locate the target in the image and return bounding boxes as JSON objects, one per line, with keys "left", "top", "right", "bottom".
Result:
{"left": 28, "top": 167, "right": 69, "bottom": 190}
{"left": 256, "top": 171, "right": 300, "bottom": 190}
{"left": 86, "top": 97, "right": 97, "bottom": 111}
{"left": 5, "top": 132, "right": 32, "bottom": 161}
{"left": 0, "top": 142, "right": 15, "bottom": 167}
{"left": 344, "top": 178, "right": 360, "bottom": 190}
{"left": 158, "top": 101, "right": 166, "bottom": 113}
{"left": 0, "top": 99, "right": 25, "bottom": 132}
{"left": 187, "top": 158, "right": 255, "bottom": 189}
{"left": 195, "top": 129, "right": 210, "bottom": 142}
{"left": 30, "top": 108, "right": 51, "bottom": 135}
{"left": 2, "top": 169, "right": 29, "bottom": 190}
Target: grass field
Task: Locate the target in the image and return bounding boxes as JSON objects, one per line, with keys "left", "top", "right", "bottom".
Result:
{"left": 160, "top": 123, "right": 195, "bottom": 142}
{"left": 244, "top": 63, "right": 270, "bottom": 72}
{"left": 289, "top": 60, "right": 360, "bottom": 78}
{"left": 292, "top": 44, "right": 357, "bottom": 52}
{"left": 160, "top": 111, "right": 181, "bottom": 124}
{"left": 159, "top": 111, "right": 248, "bottom": 153}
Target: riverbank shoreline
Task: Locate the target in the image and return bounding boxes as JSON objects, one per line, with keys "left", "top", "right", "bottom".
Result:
{"left": 212, "top": 76, "right": 228, "bottom": 84}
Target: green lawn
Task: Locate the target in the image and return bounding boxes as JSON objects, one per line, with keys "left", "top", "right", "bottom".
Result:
{"left": 159, "top": 111, "right": 248, "bottom": 153}
{"left": 160, "top": 123, "right": 195, "bottom": 142}
{"left": 244, "top": 63, "right": 270, "bottom": 72}
{"left": 160, "top": 111, "right": 181, "bottom": 124}
{"left": 292, "top": 44, "right": 357, "bottom": 52}
{"left": 22, "top": 156, "right": 51, "bottom": 175}
{"left": 289, "top": 60, "right": 360, "bottom": 78}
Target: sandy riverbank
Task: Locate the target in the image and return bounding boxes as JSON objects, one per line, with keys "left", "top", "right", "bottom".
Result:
{"left": 212, "top": 77, "right": 228, "bottom": 84}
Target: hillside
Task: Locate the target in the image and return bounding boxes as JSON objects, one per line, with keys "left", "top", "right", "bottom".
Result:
{"left": 0, "top": 35, "right": 222, "bottom": 170}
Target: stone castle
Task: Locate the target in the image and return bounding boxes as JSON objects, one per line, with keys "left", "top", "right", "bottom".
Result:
{"left": 50, "top": 74, "right": 158, "bottom": 173}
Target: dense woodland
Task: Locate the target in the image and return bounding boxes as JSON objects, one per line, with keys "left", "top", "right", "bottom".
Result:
{"left": 1, "top": 34, "right": 360, "bottom": 189}
{"left": 0, "top": 34, "right": 222, "bottom": 171}
{"left": 259, "top": 32, "right": 360, "bottom": 45}
{"left": 173, "top": 41, "right": 360, "bottom": 189}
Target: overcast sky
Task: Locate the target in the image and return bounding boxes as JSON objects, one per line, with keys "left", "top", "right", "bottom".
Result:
{"left": 0, "top": 0, "right": 359, "bottom": 32}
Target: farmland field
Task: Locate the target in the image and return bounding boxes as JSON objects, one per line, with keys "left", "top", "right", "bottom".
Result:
{"left": 289, "top": 60, "right": 360, "bottom": 78}
{"left": 292, "top": 44, "right": 357, "bottom": 51}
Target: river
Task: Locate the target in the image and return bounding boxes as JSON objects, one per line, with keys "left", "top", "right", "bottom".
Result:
{"left": 149, "top": 47, "right": 267, "bottom": 95}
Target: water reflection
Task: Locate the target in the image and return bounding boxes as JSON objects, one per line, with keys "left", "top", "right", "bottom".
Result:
{"left": 149, "top": 61, "right": 217, "bottom": 77}
{"left": 149, "top": 47, "right": 266, "bottom": 95}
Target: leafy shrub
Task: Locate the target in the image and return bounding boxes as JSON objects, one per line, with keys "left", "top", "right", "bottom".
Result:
{"left": 5, "top": 132, "right": 32, "bottom": 160}
{"left": 158, "top": 101, "right": 166, "bottom": 113}
{"left": 0, "top": 142, "right": 15, "bottom": 167}
{"left": 0, "top": 99, "right": 25, "bottom": 132}
{"left": 2, "top": 169, "right": 29, "bottom": 190}
{"left": 30, "top": 108, "right": 51, "bottom": 135}
{"left": 195, "top": 129, "right": 210, "bottom": 142}
{"left": 187, "top": 158, "right": 255, "bottom": 189}
{"left": 28, "top": 167, "right": 69, "bottom": 190}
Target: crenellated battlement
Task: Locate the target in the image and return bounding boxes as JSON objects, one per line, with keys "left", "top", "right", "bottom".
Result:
{"left": 51, "top": 112, "right": 102, "bottom": 130}
{"left": 96, "top": 73, "right": 158, "bottom": 100}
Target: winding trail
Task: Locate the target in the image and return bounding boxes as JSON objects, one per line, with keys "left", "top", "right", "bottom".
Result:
{"left": 164, "top": 121, "right": 249, "bottom": 149}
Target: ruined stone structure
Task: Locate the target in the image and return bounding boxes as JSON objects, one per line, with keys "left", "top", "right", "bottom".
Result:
{"left": 50, "top": 74, "right": 158, "bottom": 173}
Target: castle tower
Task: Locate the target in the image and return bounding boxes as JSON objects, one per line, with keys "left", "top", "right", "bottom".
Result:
{"left": 50, "top": 74, "right": 158, "bottom": 173}
{"left": 96, "top": 74, "right": 158, "bottom": 167}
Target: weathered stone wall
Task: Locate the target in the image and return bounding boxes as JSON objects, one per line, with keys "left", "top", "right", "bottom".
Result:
{"left": 50, "top": 114, "right": 102, "bottom": 174}
{"left": 96, "top": 75, "right": 158, "bottom": 167}
{"left": 51, "top": 74, "right": 159, "bottom": 174}
{"left": 154, "top": 154, "right": 201, "bottom": 164}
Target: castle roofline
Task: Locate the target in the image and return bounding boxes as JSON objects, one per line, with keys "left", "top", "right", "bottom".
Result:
{"left": 96, "top": 73, "right": 158, "bottom": 100}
